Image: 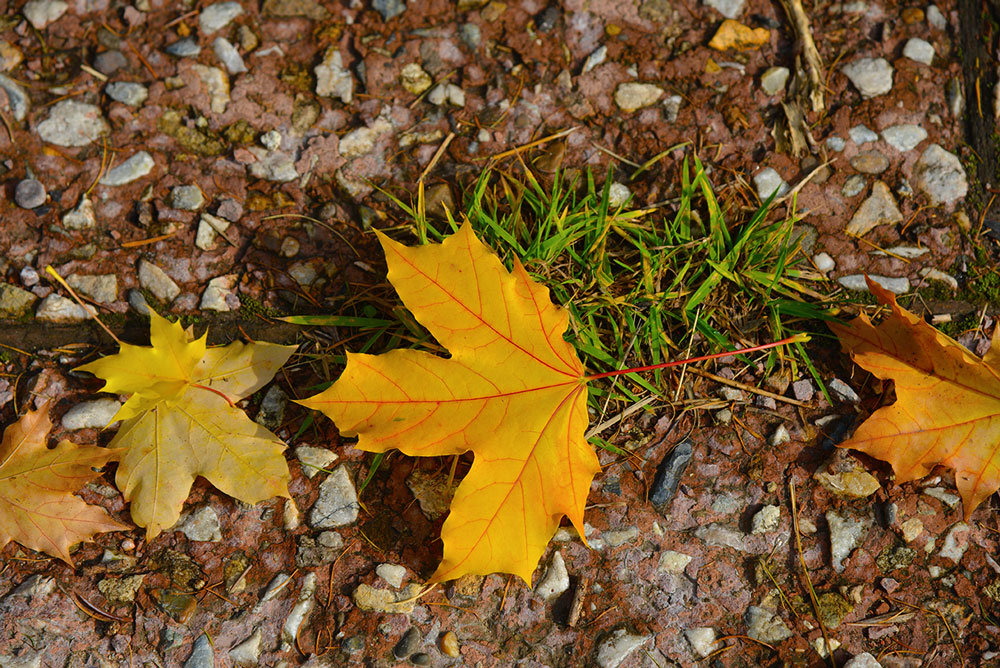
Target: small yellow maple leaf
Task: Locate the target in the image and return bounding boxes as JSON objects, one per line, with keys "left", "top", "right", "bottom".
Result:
{"left": 0, "top": 405, "right": 126, "bottom": 564}
{"left": 300, "top": 223, "right": 601, "bottom": 583}
{"left": 78, "top": 311, "right": 297, "bottom": 537}
{"left": 831, "top": 277, "right": 1000, "bottom": 519}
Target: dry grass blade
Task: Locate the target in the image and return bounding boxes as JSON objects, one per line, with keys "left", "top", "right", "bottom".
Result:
{"left": 790, "top": 481, "right": 836, "bottom": 668}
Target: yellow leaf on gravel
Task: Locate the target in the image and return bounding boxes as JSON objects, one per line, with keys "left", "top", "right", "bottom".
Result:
{"left": 831, "top": 277, "right": 1000, "bottom": 519}
{"left": 709, "top": 19, "right": 771, "bottom": 51}
{"left": 300, "top": 223, "right": 601, "bottom": 583}
{"left": 78, "top": 311, "right": 297, "bottom": 537}
{"left": 0, "top": 405, "right": 125, "bottom": 564}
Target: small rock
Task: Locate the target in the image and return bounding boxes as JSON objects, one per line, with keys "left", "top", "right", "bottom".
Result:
{"left": 36, "top": 295, "right": 95, "bottom": 323}
{"left": 792, "top": 379, "right": 815, "bottom": 401}
{"left": 247, "top": 148, "right": 298, "bottom": 182}
{"left": 176, "top": 506, "right": 222, "bottom": 542}
{"left": 67, "top": 274, "right": 117, "bottom": 304}
{"left": 919, "top": 267, "right": 958, "bottom": 290}
{"left": 62, "top": 195, "right": 96, "bottom": 230}
{"left": 827, "top": 511, "right": 869, "bottom": 573}
{"left": 816, "top": 468, "right": 880, "bottom": 498}
{"left": 926, "top": 4, "right": 946, "bottom": 30}
{"left": 393, "top": 627, "right": 421, "bottom": 659}
{"left": 903, "top": 37, "right": 935, "bottom": 65}
{"left": 138, "top": 259, "right": 180, "bottom": 302}
{"left": 812, "top": 637, "right": 842, "bottom": 658}
{"left": 288, "top": 261, "right": 317, "bottom": 286}
{"left": 229, "top": 629, "right": 262, "bottom": 666}
{"left": 283, "top": 498, "right": 300, "bottom": 530}
{"left": 849, "top": 124, "right": 879, "bottom": 145}
{"left": 657, "top": 550, "right": 692, "bottom": 574}
{"left": 745, "top": 606, "right": 793, "bottom": 643}
{"left": 881, "top": 124, "right": 927, "bottom": 152}
{"left": 170, "top": 185, "right": 204, "bottom": 210}
{"left": 760, "top": 66, "right": 789, "bottom": 95}
{"left": 849, "top": 150, "right": 889, "bottom": 175}
{"left": 309, "top": 465, "right": 359, "bottom": 528}
{"left": 282, "top": 573, "right": 317, "bottom": 644}
{"left": 100, "top": 151, "right": 154, "bottom": 186}
{"left": 23, "top": 0, "right": 68, "bottom": 29}
{"left": 0, "top": 74, "right": 28, "bottom": 121}
{"left": 535, "top": 551, "right": 569, "bottom": 600}
{"left": 352, "top": 583, "right": 422, "bottom": 613}
{"left": 105, "top": 82, "right": 148, "bottom": 107}
{"left": 280, "top": 236, "right": 300, "bottom": 257}
{"left": 128, "top": 289, "right": 150, "bottom": 315}
{"left": 842, "top": 174, "right": 867, "bottom": 197}
{"left": 427, "top": 83, "right": 465, "bottom": 107}
{"left": 213, "top": 37, "right": 247, "bottom": 75}
{"left": 411, "top": 653, "right": 431, "bottom": 666}
{"left": 709, "top": 19, "right": 770, "bottom": 51}
{"left": 98, "top": 574, "right": 144, "bottom": 605}
{"left": 595, "top": 628, "right": 652, "bottom": 668}
{"left": 900, "top": 518, "right": 923, "bottom": 542}
{"left": 770, "top": 424, "right": 790, "bottom": 446}
{"left": 826, "top": 135, "right": 846, "bottom": 152}
{"left": 650, "top": 439, "right": 693, "bottom": 508}
{"left": 339, "top": 126, "right": 380, "bottom": 158}
{"left": 841, "top": 57, "right": 894, "bottom": 98}
{"left": 828, "top": 378, "right": 861, "bottom": 403}
{"left": 846, "top": 181, "right": 902, "bottom": 236}
{"left": 440, "top": 631, "right": 460, "bottom": 658}
{"left": 837, "top": 274, "right": 910, "bottom": 295}
{"left": 216, "top": 198, "right": 243, "bottom": 222}
{"left": 20, "top": 267, "right": 38, "bottom": 288}
{"left": 813, "top": 252, "right": 835, "bottom": 272}
{"left": 458, "top": 22, "right": 481, "bottom": 49}
{"left": 164, "top": 38, "right": 201, "bottom": 57}
{"left": 753, "top": 167, "right": 789, "bottom": 200}
{"left": 703, "top": 0, "right": 745, "bottom": 19}
{"left": 196, "top": 212, "right": 231, "bottom": 250}
{"left": 254, "top": 385, "right": 287, "bottom": 431}
{"left": 400, "top": 63, "right": 432, "bottom": 94}
{"left": 913, "top": 144, "right": 968, "bottom": 205}
{"left": 582, "top": 45, "right": 607, "bottom": 74}
{"left": 62, "top": 398, "right": 121, "bottom": 429}
{"left": 93, "top": 50, "right": 128, "bottom": 76}
{"left": 406, "top": 470, "right": 454, "bottom": 519}
{"left": 0, "top": 284, "right": 37, "bottom": 316}
{"left": 750, "top": 505, "right": 781, "bottom": 534}
{"left": 315, "top": 47, "right": 353, "bottom": 103}
{"left": 199, "top": 2, "right": 243, "bottom": 34}
{"left": 0, "top": 40, "right": 22, "bottom": 72}
{"left": 614, "top": 82, "right": 664, "bottom": 112}
{"left": 37, "top": 100, "right": 109, "bottom": 147}
{"left": 684, "top": 627, "right": 720, "bottom": 658}
{"left": 373, "top": 0, "right": 406, "bottom": 20}
{"left": 192, "top": 64, "right": 229, "bottom": 114}
{"left": 923, "top": 486, "right": 961, "bottom": 508}
{"left": 200, "top": 275, "right": 236, "bottom": 312}
{"left": 295, "top": 445, "right": 338, "bottom": 478}
{"left": 695, "top": 523, "right": 747, "bottom": 551}
{"left": 376, "top": 563, "right": 407, "bottom": 588}
{"left": 184, "top": 634, "right": 214, "bottom": 668}
{"left": 607, "top": 183, "right": 630, "bottom": 208}
{"left": 844, "top": 653, "right": 883, "bottom": 668}
{"left": 261, "top": 130, "right": 281, "bottom": 152}
{"left": 938, "top": 522, "right": 970, "bottom": 563}
{"left": 14, "top": 179, "right": 46, "bottom": 209}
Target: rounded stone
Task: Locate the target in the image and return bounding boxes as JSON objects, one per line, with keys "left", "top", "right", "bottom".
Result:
{"left": 14, "top": 179, "right": 46, "bottom": 209}
{"left": 849, "top": 150, "right": 889, "bottom": 175}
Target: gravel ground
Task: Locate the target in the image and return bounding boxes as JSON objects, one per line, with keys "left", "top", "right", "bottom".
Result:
{"left": 0, "top": 0, "right": 998, "bottom": 666}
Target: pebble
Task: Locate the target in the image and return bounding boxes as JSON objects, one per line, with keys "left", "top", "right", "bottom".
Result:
{"left": 373, "top": 0, "right": 406, "bottom": 20}
{"left": 393, "top": 627, "right": 421, "bottom": 659}
{"left": 14, "top": 179, "right": 46, "bottom": 209}
{"left": 919, "top": 267, "right": 958, "bottom": 290}
{"left": 170, "top": 185, "right": 204, "bottom": 210}
{"left": 535, "top": 551, "right": 569, "bottom": 600}
{"left": 827, "top": 511, "right": 869, "bottom": 573}
{"left": 98, "top": 574, "right": 144, "bottom": 605}
{"left": 138, "top": 259, "right": 181, "bottom": 302}
{"left": 759, "top": 66, "right": 789, "bottom": 94}
{"left": 770, "top": 424, "right": 790, "bottom": 446}
{"left": 703, "top": 0, "right": 745, "bottom": 19}
{"left": 261, "top": 130, "right": 282, "bottom": 151}
{"left": 67, "top": 274, "right": 117, "bottom": 303}
{"left": 100, "top": 151, "right": 154, "bottom": 185}
{"left": 535, "top": 5, "right": 560, "bottom": 31}
{"left": 427, "top": 83, "right": 465, "bottom": 107}
{"left": 164, "top": 38, "right": 201, "bottom": 57}
{"left": 650, "top": 439, "right": 693, "bottom": 508}
{"left": 0, "top": 284, "right": 37, "bottom": 316}
{"left": 93, "top": 50, "right": 128, "bottom": 76}
{"left": 341, "top": 636, "right": 365, "bottom": 654}
{"left": 252, "top": 385, "right": 286, "bottom": 431}
{"left": 849, "top": 150, "right": 889, "bottom": 175}
{"left": 838, "top": 274, "right": 911, "bottom": 294}
{"left": 844, "top": 653, "right": 883, "bottom": 668}
{"left": 813, "top": 252, "right": 835, "bottom": 273}
{"left": 881, "top": 124, "right": 927, "bottom": 152}
{"left": 657, "top": 550, "right": 692, "bottom": 574}
{"left": 846, "top": 180, "right": 902, "bottom": 236}
{"left": 913, "top": 144, "right": 968, "bottom": 205}
{"left": 411, "top": 653, "right": 431, "bottom": 666}
{"left": 900, "top": 517, "right": 923, "bottom": 542}
{"left": 400, "top": 63, "right": 432, "bottom": 94}
{"left": 283, "top": 498, "right": 300, "bottom": 530}
{"left": 791, "top": 379, "right": 815, "bottom": 402}
{"left": 440, "top": 631, "right": 460, "bottom": 658}
{"left": 607, "top": 183, "right": 630, "bottom": 208}
{"left": 828, "top": 378, "right": 861, "bottom": 403}
{"left": 842, "top": 174, "right": 866, "bottom": 197}
{"left": 193, "top": 64, "right": 230, "bottom": 114}
{"left": 127, "top": 289, "right": 150, "bottom": 315}
{"left": 926, "top": 4, "right": 947, "bottom": 30}
{"left": 176, "top": 506, "right": 222, "bottom": 542}
{"left": 36, "top": 295, "right": 95, "bottom": 323}
{"left": 744, "top": 606, "right": 793, "bottom": 643}
{"left": 595, "top": 628, "right": 652, "bottom": 668}
{"left": 615, "top": 83, "right": 664, "bottom": 112}
{"left": 458, "top": 22, "right": 481, "bottom": 49}
{"left": 294, "top": 445, "right": 338, "bottom": 478}
{"left": 20, "top": 267, "right": 38, "bottom": 287}
{"left": 200, "top": 275, "right": 237, "bottom": 311}
{"left": 248, "top": 148, "right": 298, "bottom": 182}
{"left": 213, "top": 37, "right": 247, "bottom": 74}
{"left": 816, "top": 468, "right": 880, "bottom": 498}
{"left": 750, "top": 505, "right": 781, "bottom": 534}
{"left": 841, "top": 57, "right": 894, "bottom": 98}
{"left": 23, "top": 0, "right": 68, "bottom": 29}
{"left": 183, "top": 635, "right": 215, "bottom": 668}
{"left": 196, "top": 213, "right": 231, "bottom": 250}
{"left": 582, "top": 45, "right": 607, "bottom": 74}
{"left": 753, "top": 167, "right": 789, "bottom": 200}
{"left": 684, "top": 627, "right": 719, "bottom": 658}
{"left": 315, "top": 47, "right": 354, "bottom": 103}
{"left": 280, "top": 236, "right": 300, "bottom": 257}
{"left": 849, "top": 124, "right": 879, "bottom": 145}
{"left": 105, "top": 82, "right": 148, "bottom": 106}
{"left": 902, "top": 37, "right": 935, "bottom": 65}
{"left": 0, "top": 74, "right": 28, "bottom": 121}
{"left": 340, "top": 126, "right": 380, "bottom": 158}
{"left": 62, "top": 398, "right": 122, "bottom": 430}
{"left": 216, "top": 198, "right": 243, "bottom": 222}
{"left": 826, "top": 135, "right": 846, "bottom": 152}
{"left": 281, "top": 573, "right": 317, "bottom": 644}
{"left": 229, "top": 629, "right": 262, "bottom": 666}
{"left": 309, "top": 464, "right": 360, "bottom": 528}
{"left": 938, "top": 522, "right": 970, "bottom": 563}
{"left": 199, "top": 2, "right": 243, "bottom": 34}
{"left": 352, "top": 583, "right": 421, "bottom": 614}
{"left": 376, "top": 563, "right": 407, "bottom": 588}
{"left": 37, "top": 100, "right": 109, "bottom": 147}
{"left": 695, "top": 523, "right": 747, "bottom": 551}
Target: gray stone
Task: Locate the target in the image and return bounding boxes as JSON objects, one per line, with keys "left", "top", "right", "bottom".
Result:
{"left": 212, "top": 37, "right": 246, "bottom": 75}
{"left": 394, "top": 627, "right": 421, "bottom": 660}
{"left": 63, "top": 196, "right": 96, "bottom": 229}
{"left": 14, "top": 180, "right": 45, "bottom": 209}
{"left": 255, "top": 385, "right": 288, "bottom": 430}
{"left": 695, "top": 523, "right": 747, "bottom": 551}
{"left": 0, "top": 284, "right": 37, "bottom": 316}
{"left": 458, "top": 22, "right": 481, "bottom": 49}
{"left": 373, "top": 0, "right": 406, "bottom": 20}
{"left": 753, "top": 167, "right": 789, "bottom": 200}
{"left": 100, "top": 151, "right": 154, "bottom": 185}
{"left": 844, "top": 653, "right": 883, "bottom": 668}
{"left": 193, "top": 64, "right": 229, "bottom": 114}
{"left": 913, "top": 144, "right": 968, "bottom": 205}
{"left": 813, "top": 252, "right": 835, "bottom": 272}
{"left": 196, "top": 213, "right": 230, "bottom": 250}
{"left": 658, "top": 550, "right": 692, "bottom": 574}
{"left": 841, "top": 58, "right": 894, "bottom": 98}
{"left": 881, "top": 124, "right": 927, "bottom": 152}
{"left": 842, "top": 175, "right": 867, "bottom": 197}
{"left": 315, "top": 47, "right": 353, "bottom": 103}
{"left": 36, "top": 294, "right": 95, "bottom": 323}
{"left": 105, "top": 82, "right": 148, "bottom": 106}
{"left": 199, "top": 276, "right": 237, "bottom": 311}
{"left": 535, "top": 551, "right": 570, "bottom": 600}
{"left": 684, "top": 627, "right": 719, "bottom": 658}
{"left": 938, "top": 522, "right": 970, "bottom": 563}
{"left": 846, "top": 181, "right": 902, "bottom": 236}
{"left": 216, "top": 198, "right": 243, "bottom": 222}
{"left": 850, "top": 150, "right": 889, "bottom": 175}
{"left": 0, "top": 74, "right": 28, "bottom": 121}
{"left": 760, "top": 66, "right": 789, "bottom": 95}
{"left": 176, "top": 506, "right": 222, "bottom": 542}
{"left": 97, "top": 574, "right": 144, "bottom": 605}
{"left": 926, "top": 4, "right": 946, "bottom": 30}
{"left": 919, "top": 267, "right": 958, "bottom": 290}
{"left": 849, "top": 124, "right": 879, "bottom": 145}
{"left": 595, "top": 628, "right": 652, "bottom": 668}
{"left": 750, "top": 505, "right": 781, "bottom": 534}
{"left": 295, "top": 445, "right": 338, "bottom": 478}
{"left": 61, "top": 399, "right": 122, "bottom": 430}
{"left": 426, "top": 83, "right": 465, "bottom": 107}
{"left": 137, "top": 259, "right": 180, "bottom": 302}
{"left": 663, "top": 94, "right": 682, "bottom": 122}
{"left": 170, "top": 185, "right": 204, "bottom": 210}
{"left": 826, "top": 136, "right": 846, "bottom": 152}
{"left": 247, "top": 148, "right": 298, "bottom": 182}
{"left": 703, "top": 0, "right": 745, "bottom": 19}
{"left": 376, "top": 563, "right": 407, "bottom": 588}
{"left": 614, "top": 82, "right": 664, "bottom": 112}
{"left": 650, "top": 439, "right": 693, "bottom": 508}
{"left": 837, "top": 274, "right": 910, "bottom": 294}
{"left": 93, "top": 50, "right": 127, "bottom": 76}
{"left": 67, "top": 274, "right": 117, "bottom": 304}
{"left": 828, "top": 378, "right": 861, "bottom": 403}
{"left": 37, "top": 100, "right": 109, "bottom": 147}
{"left": 260, "top": 130, "right": 281, "bottom": 151}
{"left": 792, "top": 379, "right": 815, "bottom": 402}
{"left": 603, "top": 526, "right": 639, "bottom": 547}
{"left": 184, "top": 634, "right": 215, "bottom": 668}
{"left": 23, "top": 0, "right": 68, "bottom": 29}
{"left": 19, "top": 267, "right": 38, "bottom": 288}
{"left": 607, "top": 183, "right": 630, "bottom": 208}
{"left": 582, "top": 45, "right": 607, "bottom": 74}
{"left": 903, "top": 37, "right": 934, "bottom": 65}
{"left": 827, "top": 511, "right": 869, "bottom": 572}
{"left": 946, "top": 77, "right": 964, "bottom": 117}
{"left": 199, "top": 2, "right": 243, "bottom": 34}
{"left": 0, "top": 650, "right": 42, "bottom": 668}
{"left": 164, "top": 38, "right": 201, "bottom": 57}
{"left": 229, "top": 629, "right": 262, "bottom": 666}
{"left": 282, "top": 573, "right": 317, "bottom": 644}
{"left": 309, "top": 465, "right": 359, "bottom": 528}
{"left": 745, "top": 605, "right": 793, "bottom": 643}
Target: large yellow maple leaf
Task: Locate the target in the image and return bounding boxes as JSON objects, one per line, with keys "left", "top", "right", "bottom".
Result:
{"left": 78, "top": 312, "right": 297, "bottom": 537}
{"left": 300, "top": 223, "right": 601, "bottom": 582}
{"left": 0, "top": 405, "right": 126, "bottom": 564}
{"left": 831, "top": 277, "right": 1000, "bottom": 519}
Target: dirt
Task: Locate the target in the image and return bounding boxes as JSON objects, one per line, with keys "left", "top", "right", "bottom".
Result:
{"left": 0, "top": 0, "right": 998, "bottom": 666}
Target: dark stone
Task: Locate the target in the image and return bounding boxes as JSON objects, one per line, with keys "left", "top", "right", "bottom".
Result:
{"left": 14, "top": 179, "right": 46, "bottom": 209}
{"left": 341, "top": 636, "right": 365, "bottom": 654}
{"left": 649, "top": 439, "right": 693, "bottom": 509}
{"left": 93, "top": 49, "right": 128, "bottom": 75}
{"left": 164, "top": 38, "right": 201, "bottom": 57}
{"left": 535, "top": 5, "right": 560, "bottom": 31}
{"left": 819, "top": 416, "right": 855, "bottom": 451}
{"left": 393, "top": 627, "right": 421, "bottom": 659}
{"left": 411, "top": 653, "right": 431, "bottom": 666}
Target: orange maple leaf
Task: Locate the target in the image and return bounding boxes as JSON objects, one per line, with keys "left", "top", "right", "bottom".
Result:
{"left": 300, "top": 223, "right": 601, "bottom": 582}
{"left": 831, "top": 277, "right": 1000, "bottom": 519}
{"left": 0, "top": 405, "right": 126, "bottom": 564}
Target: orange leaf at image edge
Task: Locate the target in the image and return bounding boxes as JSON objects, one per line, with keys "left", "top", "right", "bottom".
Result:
{"left": 831, "top": 277, "right": 1000, "bottom": 519}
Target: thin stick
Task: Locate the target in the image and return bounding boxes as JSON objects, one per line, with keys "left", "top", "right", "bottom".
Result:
{"left": 486, "top": 127, "right": 577, "bottom": 163}
{"left": 780, "top": 0, "right": 825, "bottom": 112}
{"left": 686, "top": 367, "right": 809, "bottom": 408}
{"left": 44, "top": 266, "right": 122, "bottom": 345}
{"left": 418, "top": 132, "right": 455, "bottom": 184}
{"left": 790, "top": 481, "right": 836, "bottom": 668}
